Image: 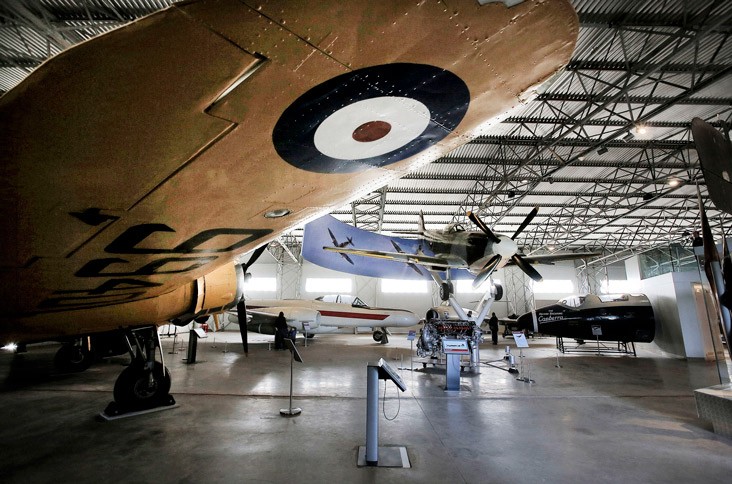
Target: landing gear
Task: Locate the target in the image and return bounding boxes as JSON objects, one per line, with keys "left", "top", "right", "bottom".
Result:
{"left": 372, "top": 327, "right": 389, "bottom": 344}
{"left": 493, "top": 283, "right": 503, "bottom": 301}
{"left": 113, "top": 361, "right": 171, "bottom": 408}
{"left": 439, "top": 281, "right": 454, "bottom": 301}
{"left": 104, "top": 326, "right": 175, "bottom": 417}
{"left": 54, "top": 338, "right": 94, "bottom": 373}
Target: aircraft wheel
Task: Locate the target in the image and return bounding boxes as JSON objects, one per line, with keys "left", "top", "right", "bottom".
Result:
{"left": 113, "top": 361, "right": 171, "bottom": 410}
{"left": 54, "top": 342, "right": 94, "bottom": 372}
{"left": 306, "top": 333, "right": 315, "bottom": 339}
{"left": 439, "top": 282, "right": 452, "bottom": 301}
{"left": 373, "top": 330, "right": 384, "bottom": 342}
{"left": 493, "top": 283, "right": 503, "bottom": 301}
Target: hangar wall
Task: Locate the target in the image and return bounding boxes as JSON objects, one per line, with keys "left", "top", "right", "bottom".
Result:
{"left": 627, "top": 255, "right": 721, "bottom": 359}
{"left": 245, "top": 257, "right": 594, "bottom": 321}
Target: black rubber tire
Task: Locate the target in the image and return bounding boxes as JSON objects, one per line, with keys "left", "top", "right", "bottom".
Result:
{"left": 494, "top": 283, "right": 504, "bottom": 301}
{"left": 113, "top": 361, "right": 171, "bottom": 410}
{"left": 372, "top": 330, "right": 384, "bottom": 342}
{"left": 440, "top": 282, "right": 451, "bottom": 301}
{"left": 54, "top": 343, "right": 94, "bottom": 372}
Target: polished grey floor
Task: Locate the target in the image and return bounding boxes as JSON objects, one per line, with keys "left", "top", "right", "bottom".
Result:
{"left": 1, "top": 331, "right": 730, "bottom": 483}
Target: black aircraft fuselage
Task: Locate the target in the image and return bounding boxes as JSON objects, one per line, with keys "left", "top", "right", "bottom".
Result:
{"left": 427, "top": 232, "right": 491, "bottom": 269}
{"left": 516, "top": 294, "right": 655, "bottom": 343}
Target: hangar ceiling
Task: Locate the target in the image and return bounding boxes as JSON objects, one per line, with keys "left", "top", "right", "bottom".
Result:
{"left": 2, "top": 0, "right": 731, "bottom": 264}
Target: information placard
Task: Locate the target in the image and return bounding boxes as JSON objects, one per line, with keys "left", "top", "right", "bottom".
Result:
{"left": 512, "top": 331, "right": 529, "bottom": 348}
{"left": 442, "top": 339, "right": 470, "bottom": 354}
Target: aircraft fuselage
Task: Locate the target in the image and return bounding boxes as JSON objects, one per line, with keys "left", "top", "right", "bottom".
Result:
{"left": 426, "top": 232, "right": 517, "bottom": 275}
{"left": 516, "top": 294, "right": 655, "bottom": 343}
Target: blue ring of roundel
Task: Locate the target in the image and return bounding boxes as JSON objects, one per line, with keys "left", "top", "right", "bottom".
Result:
{"left": 272, "top": 63, "right": 470, "bottom": 173}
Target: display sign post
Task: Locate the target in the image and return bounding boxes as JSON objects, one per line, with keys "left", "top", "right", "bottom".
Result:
{"left": 442, "top": 339, "right": 469, "bottom": 391}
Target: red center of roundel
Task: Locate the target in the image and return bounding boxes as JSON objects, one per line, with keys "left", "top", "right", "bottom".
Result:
{"left": 352, "top": 121, "right": 392, "bottom": 142}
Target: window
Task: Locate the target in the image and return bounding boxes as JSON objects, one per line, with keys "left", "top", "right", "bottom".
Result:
{"left": 305, "top": 277, "right": 352, "bottom": 293}
{"left": 532, "top": 279, "right": 574, "bottom": 294}
{"left": 380, "top": 279, "right": 429, "bottom": 293}
{"left": 244, "top": 277, "right": 276, "bottom": 292}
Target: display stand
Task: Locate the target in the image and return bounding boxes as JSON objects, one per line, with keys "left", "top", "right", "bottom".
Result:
{"left": 280, "top": 338, "right": 303, "bottom": 417}
{"left": 183, "top": 328, "right": 207, "bottom": 364}
{"left": 513, "top": 332, "right": 534, "bottom": 383}
{"left": 442, "top": 339, "right": 469, "bottom": 391}
{"left": 556, "top": 336, "right": 636, "bottom": 356}
{"left": 358, "top": 359, "right": 409, "bottom": 468}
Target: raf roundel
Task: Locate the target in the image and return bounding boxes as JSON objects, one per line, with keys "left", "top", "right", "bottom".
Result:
{"left": 272, "top": 63, "right": 470, "bottom": 173}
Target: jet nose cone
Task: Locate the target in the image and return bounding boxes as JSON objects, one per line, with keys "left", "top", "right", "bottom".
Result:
{"left": 388, "top": 311, "right": 419, "bottom": 327}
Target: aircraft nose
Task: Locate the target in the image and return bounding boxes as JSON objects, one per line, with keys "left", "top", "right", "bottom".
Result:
{"left": 388, "top": 311, "right": 419, "bottom": 327}
{"left": 495, "top": 236, "right": 518, "bottom": 258}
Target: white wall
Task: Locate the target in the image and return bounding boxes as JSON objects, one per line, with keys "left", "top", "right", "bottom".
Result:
{"left": 246, "top": 258, "right": 593, "bottom": 321}
{"left": 639, "top": 272, "right": 686, "bottom": 357}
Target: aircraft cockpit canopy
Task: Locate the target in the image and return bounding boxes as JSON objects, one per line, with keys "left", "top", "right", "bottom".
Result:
{"left": 598, "top": 294, "right": 630, "bottom": 303}
{"left": 444, "top": 223, "right": 466, "bottom": 234}
{"left": 315, "top": 294, "right": 369, "bottom": 308}
{"left": 351, "top": 297, "right": 368, "bottom": 308}
{"left": 558, "top": 295, "right": 586, "bottom": 308}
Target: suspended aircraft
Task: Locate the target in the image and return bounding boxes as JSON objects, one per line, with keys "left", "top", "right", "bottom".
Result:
{"left": 223, "top": 295, "right": 418, "bottom": 344}
{"left": 305, "top": 211, "right": 599, "bottom": 299}
{"left": 0, "top": 0, "right": 579, "bottom": 414}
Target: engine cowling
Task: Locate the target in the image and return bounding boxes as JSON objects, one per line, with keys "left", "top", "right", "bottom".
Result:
{"left": 171, "top": 264, "right": 244, "bottom": 326}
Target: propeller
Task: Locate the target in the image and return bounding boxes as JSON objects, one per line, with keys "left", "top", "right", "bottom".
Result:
{"left": 467, "top": 211, "right": 501, "bottom": 244}
{"left": 472, "top": 255, "right": 502, "bottom": 288}
{"left": 469, "top": 208, "right": 544, "bottom": 282}
{"left": 237, "top": 243, "right": 269, "bottom": 355}
{"left": 241, "top": 243, "right": 268, "bottom": 272}
{"left": 511, "top": 254, "right": 543, "bottom": 282}
{"left": 512, "top": 206, "right": 539, "bottom": 240}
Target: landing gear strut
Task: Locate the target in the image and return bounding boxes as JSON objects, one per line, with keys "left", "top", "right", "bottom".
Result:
{"left": 54, "top": 337, "right": 94, "bottom": 373}
{"left": 104, "top": 326, "right": 175, "bottom": 416}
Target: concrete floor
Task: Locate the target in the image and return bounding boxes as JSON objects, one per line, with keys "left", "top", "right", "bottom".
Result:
{"left": 1, "top": 330, "right": 730, "bottom": 483}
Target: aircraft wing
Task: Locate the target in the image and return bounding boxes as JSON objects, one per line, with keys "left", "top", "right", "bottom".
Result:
{"left": 323, "top": 247, "right": 465, "bottom": 270}
{"left": 0, "top": 0, "right": 578, "bottom": 343}
{"left": 515, "top": 252, "right": 602, "bottom": 265}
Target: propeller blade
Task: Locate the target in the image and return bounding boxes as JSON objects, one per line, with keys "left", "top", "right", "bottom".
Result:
{"left": 511, "top": 254, "right": 543, "bottom": 282}
{"left": 472, "top": 255, "right": 501, "bottom": 288}
{"left": 242, "top": 244, "right": 268, "bottom": 271}
{"left": 467, "top": 211, "right": 501, "bottom": 244}
{"left": 511, "top": 206, "right": 539, "bottom": 240}
{"left": 236, "top": 300, "right": 249, "bottom": 356}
